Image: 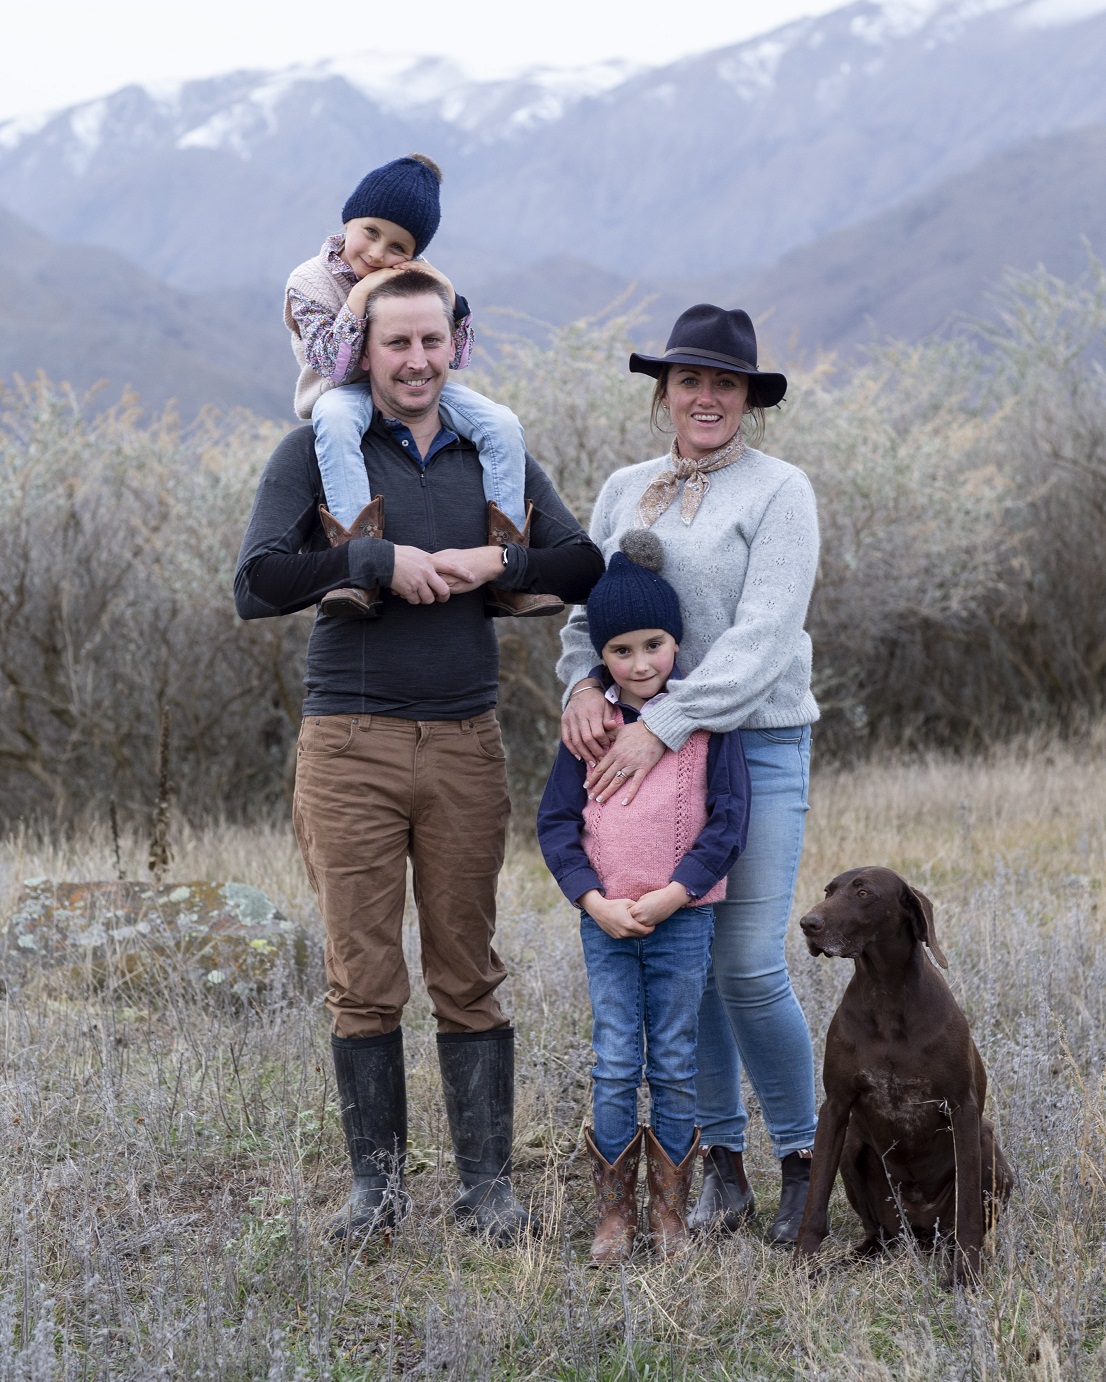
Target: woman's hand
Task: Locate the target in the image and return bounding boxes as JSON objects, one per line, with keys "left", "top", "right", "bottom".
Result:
{"left": 561, "top": 684, "right": 618, "bottom": 763}
{"left": 585, "top": 719, "right": 667, "bottom": 806}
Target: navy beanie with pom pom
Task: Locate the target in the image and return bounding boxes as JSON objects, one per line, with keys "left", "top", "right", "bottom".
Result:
{"left": 587, "top": 530, "right": 683, "bottom": 655}
{"left": 341, "top": 153, "right": 442, "bottom": 257}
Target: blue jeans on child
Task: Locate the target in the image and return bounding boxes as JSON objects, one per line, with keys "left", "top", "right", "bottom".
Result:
{"left": 581, "top": 904, "right": 715, "bottom": 1166}
{"left": 311, "top": 381, "right": 528, "bottom": 530}
{"left": 694, "top": 725, "right": 817, "bottom": 1159}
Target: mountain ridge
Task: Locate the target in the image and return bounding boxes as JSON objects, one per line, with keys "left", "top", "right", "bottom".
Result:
{"left": 4, "top": 0, "right": 1106, "bottom": 292}
{"left": 3, "top": 0, "right": 1106, "bottom": 417}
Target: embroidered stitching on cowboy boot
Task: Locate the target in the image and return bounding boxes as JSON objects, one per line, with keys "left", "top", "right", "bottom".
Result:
{"left": 584, "top": 1126, "right": 643, "bottom": 1266}
{"left": 319, "top": 497, "right": 384, "bottom": 619}
{"left": 485, "top": 501, "right": 564, "bottom": 618}
{"left": 644, "top": 1125, "right": 699, "bottom": 1260}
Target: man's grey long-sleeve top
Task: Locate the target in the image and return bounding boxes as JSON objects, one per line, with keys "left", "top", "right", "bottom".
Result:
{"left": 234, "top": 415, "right": 604, "bottom": 720}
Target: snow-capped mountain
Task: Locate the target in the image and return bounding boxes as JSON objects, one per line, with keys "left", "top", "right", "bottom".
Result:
{"left": 1, "top": 0, "right": 1105, "bottom": 296}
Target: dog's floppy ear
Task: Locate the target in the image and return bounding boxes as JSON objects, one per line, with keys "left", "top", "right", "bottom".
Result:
{"left": 903, "top": 884, "right": 948, "bottom": 969}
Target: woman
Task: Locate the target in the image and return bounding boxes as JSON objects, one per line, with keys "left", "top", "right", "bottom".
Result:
{"left": 558, "top": 303, "right": 819, "bottom": 1244}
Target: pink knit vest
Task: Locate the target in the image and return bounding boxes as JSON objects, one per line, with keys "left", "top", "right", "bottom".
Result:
{"left": 581, "top": 711, "right": 725, "bottom": 904}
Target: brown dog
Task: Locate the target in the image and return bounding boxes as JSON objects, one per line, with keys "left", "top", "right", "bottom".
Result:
{"left": 794, "top": 867, "right": 1012, "bottom": 1286}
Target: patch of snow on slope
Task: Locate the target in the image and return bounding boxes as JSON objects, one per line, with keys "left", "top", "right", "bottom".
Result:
{"left": 0, "top": 108, "right": 52, "bottom": 152}
{"left": 719, "top": 38, "right": 793, "bottom": 99}
{"left": 176, "top": 72, "right": 301, "bottom": 157}
{"left": 140, "top": 80, "right": 188, "bottom": 114}
{"left": 170, "top": 53, "right": 639, "bottom": 153}
{"left": 324, "top": 53, "right": 468, "bottom": 109}
{"left": 177, "top": 105, "right": 259, "bottom": 158}
{"left": 1014, "top": 0, "right": 1106, "bottom": 26}
{"left": 66, "top": 99, "right": 109, "bottom": 173}
{"left": 849, "top": 0, "right": 1027, "bottom": 45}
{"left": 850, "top": 0, "right": 947, "bottom": 43}
{"left": 319, "top": 52, "right": 638, "bottom": 131}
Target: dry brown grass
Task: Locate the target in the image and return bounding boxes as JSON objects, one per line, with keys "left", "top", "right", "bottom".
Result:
{"left": 1, "top": 739, "right": 1105, "bottom": 1377}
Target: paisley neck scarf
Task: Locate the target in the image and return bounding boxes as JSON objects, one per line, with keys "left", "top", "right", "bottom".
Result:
{"left": 636, "top": 428, "right": 747, "bottom": 527}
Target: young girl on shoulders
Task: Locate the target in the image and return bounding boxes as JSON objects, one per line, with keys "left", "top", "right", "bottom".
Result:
{"left": 285, "top": 152, "right": 558, "bottom": 619}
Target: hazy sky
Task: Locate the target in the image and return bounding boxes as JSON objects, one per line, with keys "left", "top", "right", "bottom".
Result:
{"left": 2, "top": 0, "right": 847, "bottom": 122}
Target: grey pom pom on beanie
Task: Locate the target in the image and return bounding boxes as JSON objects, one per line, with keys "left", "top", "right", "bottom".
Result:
{"left": 341, "top": 154, "right": 442, "bottom": 257}
{"left": 587, "top": 530, "right": 684, "bottom": 654}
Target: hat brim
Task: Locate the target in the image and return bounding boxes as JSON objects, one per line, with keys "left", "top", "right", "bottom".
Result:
{"left": 628, "top": 350, "right": 787, "bottom": 408}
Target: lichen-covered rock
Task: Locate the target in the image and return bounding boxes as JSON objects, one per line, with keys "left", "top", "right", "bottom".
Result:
{"left": 8, "top": 880, "right": 309, "bottom": 998}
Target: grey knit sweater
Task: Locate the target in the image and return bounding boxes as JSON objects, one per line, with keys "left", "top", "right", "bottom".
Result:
{"left": 557, "top": 446, "right": 821, "bottom": 750}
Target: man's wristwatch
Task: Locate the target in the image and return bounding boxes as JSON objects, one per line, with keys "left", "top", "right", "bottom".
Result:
{"left": 499, "top": 544, "right": 510, "bottom": 567}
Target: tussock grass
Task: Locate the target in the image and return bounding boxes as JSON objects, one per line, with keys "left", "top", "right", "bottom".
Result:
{"left": 2, "top": 741, "right": 1105, "bottom": 1377}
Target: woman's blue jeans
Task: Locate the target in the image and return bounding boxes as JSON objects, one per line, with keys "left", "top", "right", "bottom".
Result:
{"left": 581, "top": 905, "right": 714, "bottom": 1165}
{"left": 694, "top": 725, "right": 817, "bottom": 1159}
{"left": 311, "top": 380, "right": 527, "bottom": 530}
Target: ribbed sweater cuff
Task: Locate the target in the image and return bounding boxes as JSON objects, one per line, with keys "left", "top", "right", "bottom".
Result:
{"left": 640, "top": 696, "right": 696, "bottom": 751}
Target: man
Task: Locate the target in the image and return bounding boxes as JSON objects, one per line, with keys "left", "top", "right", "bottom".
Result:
{"left": 234, "top": 271, "right": 603, "bottom": 1243}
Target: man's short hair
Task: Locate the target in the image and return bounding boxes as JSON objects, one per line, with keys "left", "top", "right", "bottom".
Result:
{"left": 363, "top": 269, "right": 453, "bottom": 333}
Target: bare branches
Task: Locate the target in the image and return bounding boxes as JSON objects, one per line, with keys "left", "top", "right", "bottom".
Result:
{"left": 149, "top": 710, "right": 173, "bottom": 884}
{"left": 3, "top": 259, "right": 1106, "bottom": 821}
{"left": 0, "top": 381, "right": 298, "bottom": 823}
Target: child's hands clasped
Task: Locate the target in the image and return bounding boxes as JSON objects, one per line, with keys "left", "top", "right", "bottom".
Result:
{"left": 345, "top": 265, "right": 410, "bottom": 318}
{"left": 582, "top": 892, "right": 654, "bottom": 939}
{"left": 580, "top": 882, "right": 691, "bottom": 940}
{"left": 345, "top": 258, "right": 457, "bottom": 322}
{"left": 629, "top": 881, "right": 692, "bottom": 929}
{"left": 398, "top": 257, "right": 457, "bottom": 306}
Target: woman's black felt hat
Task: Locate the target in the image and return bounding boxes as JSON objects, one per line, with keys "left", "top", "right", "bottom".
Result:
{"left": 629, "top": 303, "right": 787, "bottom": 408}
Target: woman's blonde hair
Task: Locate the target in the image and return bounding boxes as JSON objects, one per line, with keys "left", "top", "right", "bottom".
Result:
{"left": 650, "top": 367, "right": 769, "bottom": 449}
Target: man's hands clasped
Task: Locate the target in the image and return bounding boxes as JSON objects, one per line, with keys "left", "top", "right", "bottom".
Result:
{"left": 388, "top": 544, "right": 503, "bottom": 605}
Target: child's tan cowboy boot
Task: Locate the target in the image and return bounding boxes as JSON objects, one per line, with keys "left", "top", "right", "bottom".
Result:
{"left": 644, "top": 1125, "right": 699, "bottom": 1260}
{"left": 584, "top": 1126, "right": 643, "bottom": 1266}
{"left": 319, "top": 497, "right": 384, "bottom": 619}
{"left": 485, "top": 501, "right": 564, "bottom": 617}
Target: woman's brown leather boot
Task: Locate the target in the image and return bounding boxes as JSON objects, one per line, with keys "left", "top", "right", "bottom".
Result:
{"left": 485, "top": 501, "right": 565, "bottom": 617}
{"left": 644, "top": 1126, "right": 699, "bottom": 1260}
{"left": 584, "top": 1126, "right": 643, "bottom": 1266}
{"left": 319, "top": 497, "right": 384, "bottom": 618}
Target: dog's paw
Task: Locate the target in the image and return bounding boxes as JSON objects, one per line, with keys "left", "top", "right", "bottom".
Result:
{"left": 790, "top": 1236, "right": 832, "bottom": 1279}
{"left": 941, "top": 1251, "right": 983, "bottom": 1291}
{"left": 790, "top": 1253, "right": 826, "bottom": 1282}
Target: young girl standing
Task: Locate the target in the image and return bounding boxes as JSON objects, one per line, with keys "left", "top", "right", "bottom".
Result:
{"left": 537, "top": 532, "right": 750, "bottom": 1262}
